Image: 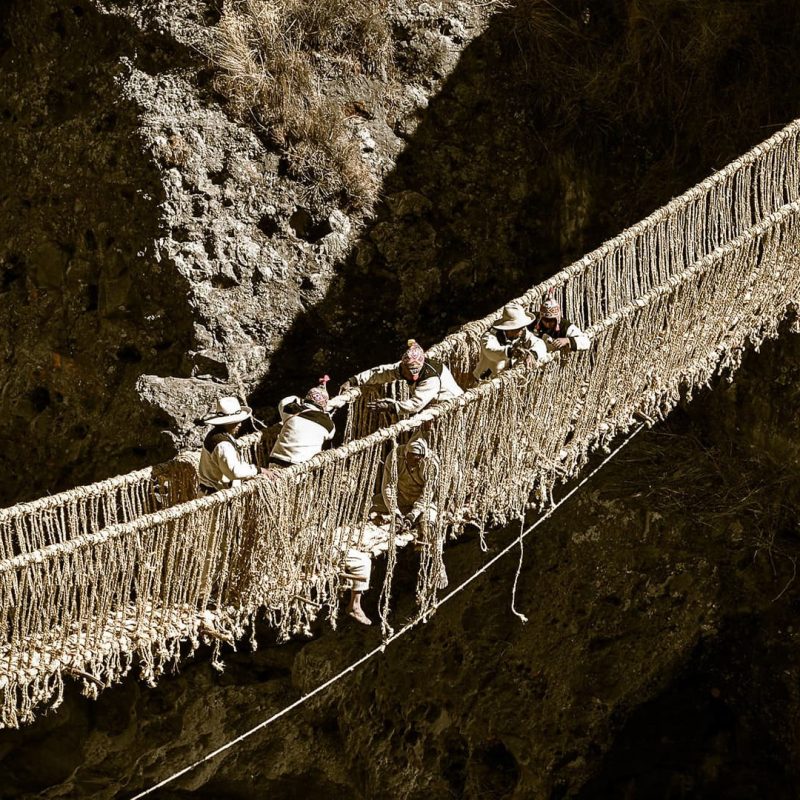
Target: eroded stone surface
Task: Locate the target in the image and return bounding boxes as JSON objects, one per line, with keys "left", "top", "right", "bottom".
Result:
{"left": 4, "top": 0, "right": 800, "bottom": 501}
{"left": 0, "top": 0, "right": 497, "bottom": 502}
{"left": 1, "top": 2, "right": 800, "bottom": 794}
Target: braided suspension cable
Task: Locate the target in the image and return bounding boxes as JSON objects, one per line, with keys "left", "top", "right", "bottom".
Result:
{"left": 1, "top": 119, "right": 799, "bottom": 728}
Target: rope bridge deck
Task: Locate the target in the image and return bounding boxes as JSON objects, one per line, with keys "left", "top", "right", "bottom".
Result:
{"left": 1, "top": 120, "right": 799, "bottom": 728}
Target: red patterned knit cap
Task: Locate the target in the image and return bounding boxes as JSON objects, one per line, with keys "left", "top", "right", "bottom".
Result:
{"left": 401, "top": 339, "right": 426, "bottom": 368}
{"left": 305, "top": 375, "right": 330, "bottom": 410}
{"left": 540, "top": 292, "right": 561, "bottom": 320}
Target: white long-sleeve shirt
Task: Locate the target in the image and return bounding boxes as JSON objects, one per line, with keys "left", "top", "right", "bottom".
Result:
{"left": 352, "top": 359, "right": 463, "bottom": 415}
{"left": 473, "top": 327, "right": 546, "bottom": 380}
{"left": 269, "top": 395, "right": 346, "bottom": 465}
{"left": 532, "top": 317, "right": 590, "bottom": 352}
{"left": 198, "top": 431, "right": 258, "bottom": 491}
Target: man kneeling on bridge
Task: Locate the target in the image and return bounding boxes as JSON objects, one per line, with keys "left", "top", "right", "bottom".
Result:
{"left": 474, "top": 302, "right": 543, "bottom": 380}
{"left": 267, "top": 376, "right": 372, "bottom": 625}
{"left": 373, "top": 437, "right": 439, "bottom": 536}
{"left": 530, "top": 293, "right": 590, "bottom": 353}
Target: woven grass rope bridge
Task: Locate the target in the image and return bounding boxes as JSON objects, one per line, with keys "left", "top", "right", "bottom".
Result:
{"left": 1, "top": 119, "right": 799, "bottom": 728}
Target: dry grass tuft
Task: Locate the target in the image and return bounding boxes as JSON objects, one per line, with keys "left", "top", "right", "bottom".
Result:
{"left": 209, "top": 0, "right": 503, "bottom": 211}
{"left": 286, "top": 103, "right": 377, "bottom": 210}
{"left": 210, "top": 0, "right": 391, "bottom": 211}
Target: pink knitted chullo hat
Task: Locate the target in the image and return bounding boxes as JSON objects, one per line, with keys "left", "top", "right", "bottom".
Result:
{"left": 305, "top": 375, "right": 331, "bottom": 410}
{"left": 539, "top": 292, "right": 561, "bottom": 320}
{"left": 401, "top": 339, "right": 426, "bottom": 368}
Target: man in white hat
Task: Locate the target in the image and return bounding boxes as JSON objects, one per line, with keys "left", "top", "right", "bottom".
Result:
{"left": 474, "top": 303, "right": 545, "bottom": 380}
{"left": 374, "top": 437, "right": 440, "bottom": 533}
{"left": 531, "top": 294, "right": 590, "bottom": 353}
{"left": 198, "top": 396, "right": 267, "bottom": 493}
{"left": 268, "top": 375, "right": 349, "bottom": 468}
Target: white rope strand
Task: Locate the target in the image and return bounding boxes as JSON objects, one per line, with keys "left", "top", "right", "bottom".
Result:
{"left": 129, "top": 424, "right": 644, "bottom": 799}
{"left": 3, "top": 114, "right": 800, "bottom": 728}
{"left": 510, "top": 513, "right": 529, "bottom": 624}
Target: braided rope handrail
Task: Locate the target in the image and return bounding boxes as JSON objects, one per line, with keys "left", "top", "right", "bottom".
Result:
{"left": 0, "top": 120, "right": 798, "bottom": 728}
{"left": 4, "top": 198, "right": 797, "bottom": 575}
{"left": 3, "top": 118, "right": 798, "bottom": 539}
{"left": 0, "top": 452, "right": 200, "bottom": 524}
{"left": 584, "top": 200, "right": 800, "bottom": 336}
{"left": 0, "top": 467, "right": 156, "bottom": 521}
{"left": 427, "top": 118, "right": 800, "bottom": 356}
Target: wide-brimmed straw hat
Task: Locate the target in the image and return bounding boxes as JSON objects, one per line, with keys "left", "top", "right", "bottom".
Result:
{"left": 204, "top": 396, "right": 252, "bottom": 426}
{"left": 493, "top": 303, "right": 534, "bottom": 330}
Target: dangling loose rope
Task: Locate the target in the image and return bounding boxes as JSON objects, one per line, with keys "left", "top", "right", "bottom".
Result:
{"left": 510, "top": 511, "right": 529, "bottom": 624}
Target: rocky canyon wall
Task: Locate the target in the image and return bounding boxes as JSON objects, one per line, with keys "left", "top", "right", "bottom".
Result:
{"left": 0, "top": 331, "right": 797, "bottom": 799}
{"left": 2, "top": 0, "right": 800, "bottom": 502}
{"left": 1, "top": 3, "right": 800, "bottom": 795}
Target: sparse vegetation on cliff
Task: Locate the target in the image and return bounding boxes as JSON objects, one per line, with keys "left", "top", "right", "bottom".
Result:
{"left": 504, "top": 0, "right": 800, "bottom": 201}
{"left": 209, "top": 0, "right": 496, "bottom": 212}
{"left": 210, "top": 0, "right": 392, "bottom": 210}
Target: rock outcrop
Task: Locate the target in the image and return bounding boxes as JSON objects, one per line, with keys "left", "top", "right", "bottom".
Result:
{"left": 1, "top": 1, "right": 800, "bottom": 795}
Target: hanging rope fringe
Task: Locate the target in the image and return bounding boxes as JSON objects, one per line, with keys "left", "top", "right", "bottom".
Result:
{"left": 131, "top": 422, "right": 646, "bottom": 800}
{"left": 1, "top": 120, "right": 800, "bottom": 727}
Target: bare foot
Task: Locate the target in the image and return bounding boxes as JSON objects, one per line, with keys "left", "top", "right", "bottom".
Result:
{"left": 437, "top": 569, "right": 449, "bottom": 590}
{"left": 348, "top": 606, "right": 372, "bottom": 626}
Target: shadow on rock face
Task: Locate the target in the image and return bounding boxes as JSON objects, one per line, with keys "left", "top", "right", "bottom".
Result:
{"left": 1, "top": 2, "right": 800, "bottom": 798}
{"left": 0, "top": 0, "right": 201, "bottom": 504}
{"left": 0, "top": 399, "right": 800, "bottom": 799}
{"left": 576, "top": 618, "right": 798, "bottom": 800}
{"left": 4, "top": 0, "right": 800, "bottom": 496}
{"left": 252, "top": 0, "right": 800, "bottom": 406}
